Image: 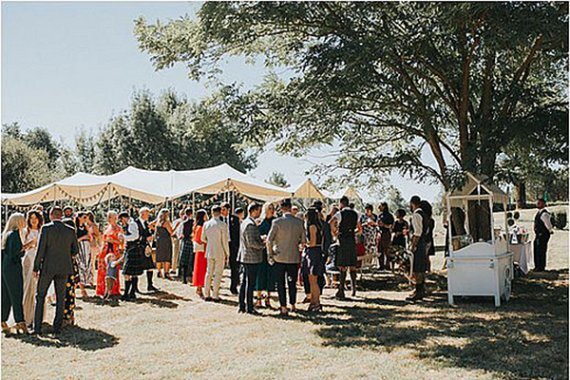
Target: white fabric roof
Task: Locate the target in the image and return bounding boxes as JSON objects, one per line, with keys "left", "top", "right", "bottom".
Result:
{"left": 1, "top": 164, "right": 291, "bottom": 206}
{"left": 290, "top": 178, "right": 326, "bottom": 199}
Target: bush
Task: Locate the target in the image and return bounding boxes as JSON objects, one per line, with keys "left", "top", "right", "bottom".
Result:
{"left": 552, "top": 212, "right": 567, "bottom": 230}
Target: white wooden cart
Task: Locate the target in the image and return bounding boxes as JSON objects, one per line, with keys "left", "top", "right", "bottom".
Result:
{"left": 446, "top": 172, "right": 513, "bottom": 307}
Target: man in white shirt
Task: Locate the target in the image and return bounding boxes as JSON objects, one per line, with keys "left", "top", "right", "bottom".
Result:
{"left": 533, "top": 198, "right": 554, "bottom": 272}
{"left": 202, "top": 205, "right": 230, "bottom": 301}
{"left": 407, "top": 195, "right": 427, "bottom": 301}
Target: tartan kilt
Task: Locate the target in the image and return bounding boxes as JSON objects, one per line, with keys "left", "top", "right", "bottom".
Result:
{"left": 179, "top": 239, "right": 194, "bottom": 267}
{"left": 141, "top": 250, "right": 155, "bottom": 270}
{"left": 122, "top": 245, "right": 145, "bottom": 276}
{"left": 336, "top": 235, "right": 357, "bottom": 267}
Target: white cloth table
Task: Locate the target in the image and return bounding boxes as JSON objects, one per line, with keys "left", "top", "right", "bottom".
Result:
{"left": 510, "top": 242, "right": 533, "bottom": 275}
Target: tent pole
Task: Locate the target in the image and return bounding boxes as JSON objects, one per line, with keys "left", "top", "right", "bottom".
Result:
{"left": 107, "top": 185, "right": 111, "bottom": 211}
{"left": 192, "top": 193, "right": 195, "bottom": 214}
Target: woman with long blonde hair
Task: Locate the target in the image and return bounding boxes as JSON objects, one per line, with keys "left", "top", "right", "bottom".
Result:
{"left": 1, "top": 213, "right": 29, "bottom": 334}
{"left": 153, "top": 209, "right": 174, "bottom": 279}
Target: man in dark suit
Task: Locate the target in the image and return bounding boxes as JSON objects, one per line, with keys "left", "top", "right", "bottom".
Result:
{"left": 221, "top": 202, "right": 241, "bottom": 294}
{"left": 33, "top": 206, "right": 79, "bottom": 334}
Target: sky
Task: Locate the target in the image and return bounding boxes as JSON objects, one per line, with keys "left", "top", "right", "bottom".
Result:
{"left": 1, "top": 1, "right": 441, "bottom": 202}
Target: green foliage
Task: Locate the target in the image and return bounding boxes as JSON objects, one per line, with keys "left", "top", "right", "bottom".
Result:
{"left": 135, "top": 2, "right": 568, "bottom": 190}
{"left": 384, "top": 186, "right": 407, "bottom": 213}
{"left": 93, "top": 88, "right": 256, "bottom": 174}
{"left": 2, "top": 88, "right": 257, "bottom": 194}
{"left": 1, "top": 135, "right": 52, "bottom": 193}
{"left": 552, "top": 212, "right": 567, "bottom": 230}
{"left": 265, "top": 171, "right": 289, "bottom": 188}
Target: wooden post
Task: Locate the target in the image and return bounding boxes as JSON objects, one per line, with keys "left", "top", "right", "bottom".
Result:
{"left": 107, "top": 185, "right": 111, "bottom": 211}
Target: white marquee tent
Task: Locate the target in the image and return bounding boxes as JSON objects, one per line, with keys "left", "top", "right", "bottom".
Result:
{"left": 1, "top": 164, "right": 291, "bottom": 207}
{"left": 290, "top": 178, "right": 326, "bottom": 200}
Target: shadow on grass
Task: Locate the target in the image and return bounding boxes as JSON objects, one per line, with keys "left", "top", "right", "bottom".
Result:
{"left": 8, "top": 325, "right": 119, "bottom": 351}
{"left": 252, "top": 269, "right": 568, "bottom": 379}
{"left": 312, "top": 269, "right": 568, "bottom": 379}
{"left": 80, "top": 289, "right": 191, "bottom": 309}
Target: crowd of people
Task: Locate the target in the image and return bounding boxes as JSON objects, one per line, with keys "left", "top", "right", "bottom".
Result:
{"left": 1, "top": 194, "right": 440, "bottom": 334}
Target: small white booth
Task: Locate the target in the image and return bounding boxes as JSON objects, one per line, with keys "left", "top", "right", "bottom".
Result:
{"left": 446, "top": 172, "right": 513, "bottom": 307}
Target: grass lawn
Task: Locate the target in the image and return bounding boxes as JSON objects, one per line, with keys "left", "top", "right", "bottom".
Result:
{"left": 2, "top": 208, "right": 568, "bottom": 379}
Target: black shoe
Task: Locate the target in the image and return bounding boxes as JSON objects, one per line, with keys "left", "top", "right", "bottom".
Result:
{"left": 147, "top": 285, "right": 159, "bottom": 293}
{"left": 121, "top": 294, "right": 130, "bottom": 301}
{"left": 247, "top": 309, "right": 260, "bottom": 316}
{"left": 238, "top": 308, "right": 246, "bottom": 314}
{"left": 204, "top": 297, "right": 213, "bottom": 302}
{"left": 335, "top": 290, "right": 346, "bottom": 300}
{"left": 230, "top": 287, "right": 239, "bottom": 295}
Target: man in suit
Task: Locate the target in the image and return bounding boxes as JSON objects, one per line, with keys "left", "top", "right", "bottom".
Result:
{"left": 238, "top": 203, "right": 265, "bottom": 314}
{"left": 221, "top": 202, "right": 241, "bottom": 294}
{"left": 533, "top": 198, "right": 553, "bottom": 271}
{"left": 202, "top": 205, "right": 230, "bottom": 301}
{"left": 267, "top": 199, "right": 306, "bottom": 316}
{"left": 33, "top": 206, "right": 79, "bottom": 334}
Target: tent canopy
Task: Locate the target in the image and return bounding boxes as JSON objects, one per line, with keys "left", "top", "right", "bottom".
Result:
{"left": 1, "top": 164, "right": 291, "bottom": 206}
{"left": 291, "top": 178, "right": 326, "bottom": 199}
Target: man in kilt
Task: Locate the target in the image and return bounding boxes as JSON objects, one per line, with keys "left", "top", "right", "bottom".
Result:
{"left": 137, "top": 207, "right": 158, "bottom": 292}
{"left": 179, "top": 208, "right": 195, "bottom": 284}
{"left": 329, "top": 196, "right": 362, "bottom": 299}
{"left": 119, "top": 212, "right": 145, "bottom": 300}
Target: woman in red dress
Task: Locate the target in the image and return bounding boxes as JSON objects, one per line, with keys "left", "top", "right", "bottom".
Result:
{"left": 191, "top": 210, "right": 208, "bottom": 298}
{"left": 96, "top": 211, "right": 123, "bottom": 298}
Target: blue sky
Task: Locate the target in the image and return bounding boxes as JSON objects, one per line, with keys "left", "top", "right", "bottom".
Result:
{"left": 1, "top": 1, "right": 441, "bottom": 202}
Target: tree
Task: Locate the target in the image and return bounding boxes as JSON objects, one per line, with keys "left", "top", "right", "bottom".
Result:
{"left": 94, "top": 89, "right": 256, "bottom": 174}
{"left": 384, "top": 186, "right": 407, "bottom": 213}
{"left": 135, "top": 2, "right": 568, "bottom": 190}
{"left": 23, "top": 127, "right": 61, "bottom": 169}
{"left": 266, "top": 171, "right": 289, "bottom": 188}
{"left": 1, "top": 136, "right": 51, "bottom": 193}
{"left": 496, "top": 107, "right": 568, "bottom": 206}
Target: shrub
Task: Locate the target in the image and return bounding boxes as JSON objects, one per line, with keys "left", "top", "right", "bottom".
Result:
{"left": 552, "top": 212, "right": 567, "bottom": 230}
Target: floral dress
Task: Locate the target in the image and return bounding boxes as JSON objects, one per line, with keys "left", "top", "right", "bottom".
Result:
{"left": 360, "top": 213, "right": 378, "bottom": 256}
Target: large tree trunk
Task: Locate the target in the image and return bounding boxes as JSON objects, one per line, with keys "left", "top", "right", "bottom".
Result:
{"left": 514, "top": 182, "right": 527, "bottom": 209}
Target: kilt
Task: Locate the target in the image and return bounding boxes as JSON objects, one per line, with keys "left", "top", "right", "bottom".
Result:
{"left": 123, "top": 245, "right": 145, "bottom": 276}
{"left": 412, "top": 240, "right": 427, "bottom": 273}
{"left": 141, "top": 246, "right": 156, "bottom": 270}
{"left": 179, "top": 239, "right": 194, "bottom": 268}
{"left": 336, "top": 235, "right": 357, "bottom": 267}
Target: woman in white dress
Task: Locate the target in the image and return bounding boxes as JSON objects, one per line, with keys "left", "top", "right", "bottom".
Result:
{"left": 21, "top": 210, "right": 44, "bottom": 327}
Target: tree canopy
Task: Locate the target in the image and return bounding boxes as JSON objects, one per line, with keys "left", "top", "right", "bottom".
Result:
{"left": 1, "top": 126, "right": 55, "bottom": 193}
{"left": 2, "top": 89, "right": 258, "bottom": 194}
{"left": 135, "top": 2, "right": 568, "bottom": 190}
